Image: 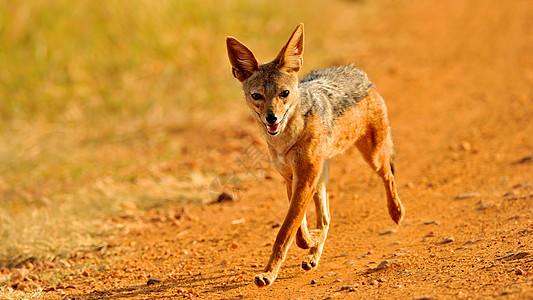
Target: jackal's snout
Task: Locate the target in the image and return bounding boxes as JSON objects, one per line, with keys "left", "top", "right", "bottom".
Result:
{"left": 265, "top": 113, "right": 278, "bottom": 125}
{"left": 265, "top": 112, "right": 281, "bottom": 135}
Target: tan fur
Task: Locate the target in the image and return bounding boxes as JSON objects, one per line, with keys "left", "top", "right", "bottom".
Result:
{"left": 226, "top": 23, "right": 405, "bottom": 287}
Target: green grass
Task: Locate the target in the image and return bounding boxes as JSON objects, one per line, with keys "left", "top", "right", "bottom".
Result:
{"left": 0, "top": 0, "right": 376, "bottom": 272}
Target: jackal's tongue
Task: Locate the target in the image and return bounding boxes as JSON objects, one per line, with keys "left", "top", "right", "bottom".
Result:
{"left": 267, "top": 123, "right": 280, "bottom": 134}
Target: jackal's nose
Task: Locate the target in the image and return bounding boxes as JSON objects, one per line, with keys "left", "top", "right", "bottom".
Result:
{"left": 266, "top": 113, "right": 278, "bottom": 124}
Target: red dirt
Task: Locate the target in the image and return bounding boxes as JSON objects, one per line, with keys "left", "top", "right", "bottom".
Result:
{"left": 25, "top": 0, "right": 533, "bottom": 299}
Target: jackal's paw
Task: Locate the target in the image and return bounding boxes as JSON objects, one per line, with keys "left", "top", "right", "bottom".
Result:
{"left": 254, "top": 272, "right": 276, "bottom": 287}
{"left": 301, "top": 254, "right": 320, "bottom": 271}
{"left": 388, "top": 200, "right": 405, "bottom": 225}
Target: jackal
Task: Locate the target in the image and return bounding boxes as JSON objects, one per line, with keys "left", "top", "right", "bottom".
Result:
{"left": 226, "top": 23, "right": 405, "bottom": 287}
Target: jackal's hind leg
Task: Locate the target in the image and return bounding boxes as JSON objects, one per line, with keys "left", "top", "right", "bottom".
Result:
{"left": 357, "top": 127, "right": 405, "bottom": 224}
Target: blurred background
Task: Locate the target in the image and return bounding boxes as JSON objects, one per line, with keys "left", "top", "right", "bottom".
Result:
{"left": 0, "top": 0, "right": 382, "bottom": 268}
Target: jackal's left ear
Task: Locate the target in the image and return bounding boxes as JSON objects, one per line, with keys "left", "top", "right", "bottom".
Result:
{"left": 274, "top": 23, "right": 304, "bottom": 73}
{"left": 227, "top": 37, "right": 259, "bottom": 82}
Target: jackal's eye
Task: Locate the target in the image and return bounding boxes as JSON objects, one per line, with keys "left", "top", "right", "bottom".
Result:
{"left": 251, "top": 93, "right": 263, "bottom": 100}
{"left": 279, "top": 90, "right": 290, "bottom": 98}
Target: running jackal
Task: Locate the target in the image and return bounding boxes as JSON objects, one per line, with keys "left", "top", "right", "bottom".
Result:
{"left": 226, "top": 23, "right": 405, "bottom": 287}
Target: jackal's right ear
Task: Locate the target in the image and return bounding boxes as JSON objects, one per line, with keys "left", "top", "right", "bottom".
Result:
{"left": 226, "top": 37, "right": 259, "bottom": 82}
{"left": 274, "top": 23, "right": 304, "bottom": 73}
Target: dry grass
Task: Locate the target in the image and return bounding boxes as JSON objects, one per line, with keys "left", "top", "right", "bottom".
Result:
{"left": 0, "top": 0, "right": 381, "bottom": 277}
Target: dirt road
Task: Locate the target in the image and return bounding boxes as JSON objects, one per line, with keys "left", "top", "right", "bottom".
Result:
{"left": 35, "top": 0, "right": 533, "bottom": 299}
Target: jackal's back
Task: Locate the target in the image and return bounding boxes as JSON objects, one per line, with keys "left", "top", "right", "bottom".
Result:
{"left": 299, "top": 65, "right": 374, "bottom": 131}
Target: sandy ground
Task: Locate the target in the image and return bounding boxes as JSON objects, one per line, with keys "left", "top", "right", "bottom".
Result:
{"left": 11, "top": 0, "right": 533, "bottom": 299}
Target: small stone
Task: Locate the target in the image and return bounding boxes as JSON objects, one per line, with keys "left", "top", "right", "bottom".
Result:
{"left": 376, "top": 260, "right": 389, "bottom": 270}
{"left": 340, "top": 283, "right": 359, "bottom": 291}
{"left": 344, "top": 260, "right": 356, "bottom": 265}
{"left": 379, "top": 229, "right": 397, "bottom": 235}
{"left": 515, "top": 268, "right": 524, "bottom": 275}
{"left": 507, "top": 252, "right": 530, "bottom": 261}
{"left": 219, "top": 260, "right": 229, "bottom": 266}
{"left": 512, "top": 154, "right": 533, "bottom": 165}
{"left": 460, "top": 142, "right": 471, "bottom": 151}
{"left": 477, "top": 202, "right": 493, "bottom": 210}
{"left": 369, "top": 279, "right": 378, "bottom": 285}
{"left": 230, "top": 241, "right": 239, "bottom": 249}
{"left": 12, "top": 268, "right": 30, "bottom": 281}
{"left": 389, "top": 252, "right": 407, "bottom": 258}
{"left": 25, "top": 262, "right": 35, "bottom": 271}
{"left": 422, "top": 220, "right": 439, "bottom": 225}
{"left": 424, "top": 231, "right": 435, "bottom": 238}
{"left": 503, "top": 191, "right": 516, "bottom": 198}
{"left": 413, "top": 296, "right": 436, "bottom": 300}
{"left": 14, "top": 282, "right": 28, "bottom": 291}
{"left": 251, "top": 263, "right": 259, "bottom": 268}
{"left": 374, "top": 259, "right": 402, "bottom": 271}
{"left": 147, "top": 277, "right": 162, "bottom": 285}
{"left": 324, "top": 292, "right": 342, "bottom": 299}
{"left": 436, "top": 237, "right": 454, "bottom": 245}
{"left": 98, "top": 265, "right": 109, "bottom": 271}
{"left": 58, "top": 260, "right": 71, "bottom": 268}
{"left": 397, "top": 271, "right": 412, "bottom": 276}
{"left": 231, "top": 218, "right": 246, "bottom": 225}
{"left": 496, "top": 252, "right": 527, "bottom": 261}
{"left": 518, "top": 229, "right": 531, "bottom": 235}
{"left": 320, "top": 272, "right": 337, "bottom": 278}
{"left": 216, "top": 191, "right": 236, "bottom": 203}
{"left": 333, "top": 253, "right": 348, "bottom": 258}
{"left": 333, "top": 279, "right": 342, "bottom": 283}
{"left": 376, "top": 277, "right": 386, "bottom": 283}
{"left": 82, "top": 270, "right": 90, "bottom": 277}
{"left": 455, "top": 193, "right": 478, "bottom": 199}
{"left": 311, "top": 279, "right": 317, "bottom": 284}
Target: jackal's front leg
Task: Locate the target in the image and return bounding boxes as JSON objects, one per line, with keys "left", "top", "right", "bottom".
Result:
{"left": 254, "top": 163, "right": 323, "bottom": 287}
{"left": 301, "top": 159, "right": 331, "bottom": 271}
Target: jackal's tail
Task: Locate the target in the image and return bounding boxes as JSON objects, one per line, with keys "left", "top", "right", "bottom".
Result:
{"left": 387, "top": 127, "right": 396, "bottom": 175}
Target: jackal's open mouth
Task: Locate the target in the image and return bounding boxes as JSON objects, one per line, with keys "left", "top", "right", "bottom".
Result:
{"left": 266, "top": 123, "right": 281, "bottom": 135}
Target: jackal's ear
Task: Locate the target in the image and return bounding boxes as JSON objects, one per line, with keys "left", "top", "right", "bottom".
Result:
{"left": 226, "top": 37, "right": 259, "bottom": 82}
{"left": 274, "top": 23, "right": 304, "bottom": 73}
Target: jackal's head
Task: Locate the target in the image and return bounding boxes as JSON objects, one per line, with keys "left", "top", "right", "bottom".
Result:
{"left": 226, "top": 24, "right": 304, "bottom": 136}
